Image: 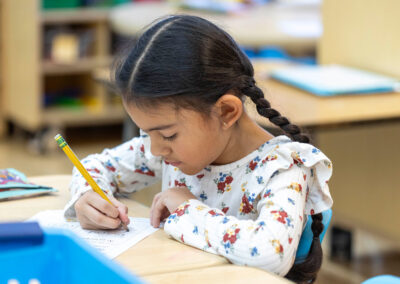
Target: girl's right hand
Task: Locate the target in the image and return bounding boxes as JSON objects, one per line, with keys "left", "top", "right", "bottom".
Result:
{"left": 74, "top": 191, "right": 130, "bottom": 230}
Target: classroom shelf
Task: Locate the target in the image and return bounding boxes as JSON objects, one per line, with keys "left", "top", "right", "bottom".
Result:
{"left": 1, "top": 0, "right": 122, "bottom": 142}
{"left": 42, "top": 57, "right": 112, "bottom": 75}
{"left": 43, "top": 104, "right": 125, "bottom": 126}
{"left": 0, "top": 0, "right": 6, "bottom": 138}
{"left": 41, "top": 8, "right": 110, "bottom": 24}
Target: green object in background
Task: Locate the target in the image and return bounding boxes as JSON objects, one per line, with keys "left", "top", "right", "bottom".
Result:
{"left": 42, "top": 0, "right": 130, "bottom": 9}
{"left": 113, "top": 0, "right": 131, "bottom": 5}
{"left": 55, "top": 97, "right": 83, "bottom": 108}
{"left": 42, "top": 0, "right": 81, "bottom": 9}
{"left": 82, "top": 0, "right": 131, "bottom": 7}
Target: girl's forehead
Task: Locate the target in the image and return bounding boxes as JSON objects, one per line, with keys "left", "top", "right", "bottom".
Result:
{"left": 127, "top": 103, "right": 195, "bottom": 127}
{"left": 128, "top": 103, "right": 178, "bottom": 118}
{"left": 127, "top": 102, "right": 213, "bottom": 130}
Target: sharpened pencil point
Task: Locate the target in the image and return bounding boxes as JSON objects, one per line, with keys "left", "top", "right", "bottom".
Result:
{"left": 122, "top": 222, "right": 129, "bottom": 232}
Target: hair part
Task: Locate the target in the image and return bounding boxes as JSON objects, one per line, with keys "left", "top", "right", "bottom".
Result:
{"left": 112, "top": 14, "right": 323, "bottom": 283}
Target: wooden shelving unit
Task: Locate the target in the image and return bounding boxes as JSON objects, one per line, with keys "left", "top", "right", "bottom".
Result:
{"left": 42, "top": 57, "right": 112, "bottom": 75}
{"left": 0, "top": 0, "right": 5, "bottom": 138}
{"left": 41, "top": 8, "right": 110, "bottom": 24}
{"left": 43, "top": 104, "right": 124, "bottom": 126}
{"left": 1, "top": 0, "right": 124, "bottom": 139}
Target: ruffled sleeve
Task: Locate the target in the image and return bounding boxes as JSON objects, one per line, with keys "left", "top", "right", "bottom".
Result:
{"left": 234, "top": 136, "right": 333, "bottom": 215}
{"left": 272, "top": 139, "right": 333, "bottom": 214}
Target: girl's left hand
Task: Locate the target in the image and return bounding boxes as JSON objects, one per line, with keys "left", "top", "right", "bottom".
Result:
{"left": 150, "top": 187, "right": 197, "bottom": 228}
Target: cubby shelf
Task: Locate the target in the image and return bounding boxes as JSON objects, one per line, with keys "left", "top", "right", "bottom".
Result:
{"left": 43, "top": 104, "right": 125, "bottom": 126}
{"left": 41, "top": 8, "right": 110, "bottom": 24}
{"left": 1, "top": 0, "right": 124, "bottom": 135}
{"left": 42, "top": 57, "right": 112, "bottom": 75}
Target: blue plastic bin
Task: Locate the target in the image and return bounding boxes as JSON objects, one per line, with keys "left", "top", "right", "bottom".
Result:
{"left": 0, "top": 222, "right": 144, "bottom": 284}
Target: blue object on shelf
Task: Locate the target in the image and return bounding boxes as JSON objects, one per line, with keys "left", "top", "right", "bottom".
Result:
{"left": 241, "top": 46, "right": 316, "bottom": 65}
{"left": 0, "top": 222, "right": 144, "bottom": 284}
{"left": 258, "top": 46, "right": 290, "bottom": 60}
{"left": 295, "top": 209, "right": 332, "bottom": 264}
{"left": 241, "top": 47, "right": 257, "bottom": 59}
{"left": 362, "top": 275, "right": 400, "bottom": 284}
{"left": 291, "top": 56, "right": 316, "bottom": 65}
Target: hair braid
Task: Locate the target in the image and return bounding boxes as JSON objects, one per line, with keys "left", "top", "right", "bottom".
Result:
{"left": 241, "top": 76, "right": 310, "bottom": 143}
{"left": 285, "top": 213, "right": 324, "bottom": 283}
{"left": 241, "top": 76, "right": 324, "bottom": 283}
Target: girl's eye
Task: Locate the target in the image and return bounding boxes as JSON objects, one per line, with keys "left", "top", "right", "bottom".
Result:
{"left": 162, "top": 134, "right": 177, "bottom": 141}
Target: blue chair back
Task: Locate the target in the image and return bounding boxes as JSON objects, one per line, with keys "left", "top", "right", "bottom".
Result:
{"left": 362, "top": 275, "right": 400, "bottom": 284}
{"left": 295, "top": 209, "right": 332, "bottom": 264}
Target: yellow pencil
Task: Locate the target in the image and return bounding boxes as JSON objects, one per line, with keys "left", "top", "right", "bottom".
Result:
{"left": 54, "top": 134, "right": 129, "bottom": 232}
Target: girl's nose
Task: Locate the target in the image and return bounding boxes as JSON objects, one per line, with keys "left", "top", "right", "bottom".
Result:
{"left": 150, "top": 140, "right": 170, "bottom": 157}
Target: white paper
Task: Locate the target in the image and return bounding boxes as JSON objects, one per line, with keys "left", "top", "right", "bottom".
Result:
{"left": 29, "top": 210, "right": 158, "bottom": 259}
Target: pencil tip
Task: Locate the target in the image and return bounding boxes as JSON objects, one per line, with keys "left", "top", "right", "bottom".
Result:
{"left": 122, "top": 223, "right": 129, "bottom": 232}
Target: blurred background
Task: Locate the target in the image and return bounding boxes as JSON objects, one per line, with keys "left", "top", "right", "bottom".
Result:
{"left": 0, "top": 0, "right": 399, "bottom": 283}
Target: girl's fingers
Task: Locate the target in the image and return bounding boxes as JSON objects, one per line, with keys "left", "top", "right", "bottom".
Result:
{"left": 76, "top": 203, "right": 120, "bottom": 230}
{"left": 85, "top": 204, "right": 121, "bottom": 229}
{"left": 116, "top": 206, "right": 130, "bottom": 225}
{"left": 110, "top": 196, "right": 130, "bottom": 225}
{"left": 77, "top": 213, "right": 102, "bottom": 230}
{"left": 75, "top": 191, "right": 126, "bottom": 230}
{"left": 85, "top": 191, "right": 120, "bottom": 219}
{"left": 150, "top": 192, "right": 163, "bottom": 224}
{"left": 151, "top": 197, "right": 167, "bottom": 228}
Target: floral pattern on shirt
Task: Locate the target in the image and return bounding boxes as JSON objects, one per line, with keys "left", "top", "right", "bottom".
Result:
{"left": 222, "top": 225, "right": 241, "bottom": 254}
{"left": 214, "top": 172, "right": 234, "bottom": 194}
{"left": 238, "top": 182, "right": 259, "bottom": 215}
{"left": 167, "top": 203, "right": 190, "bottom": 224}
{"left": 271, "top": 209, "right": 294, "bottom": 228}
{"left": 134, "top": 163, "right": 155, "bottom": 176}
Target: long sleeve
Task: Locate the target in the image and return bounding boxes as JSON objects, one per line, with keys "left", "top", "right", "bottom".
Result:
{"left": 64, "top": 132, "right": 162, "bottom": 218}
{"left": 164, "top": 166, "right": 308, "bottom": 276}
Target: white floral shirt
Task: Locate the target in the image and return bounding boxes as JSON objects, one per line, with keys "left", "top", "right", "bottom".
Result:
{"left": 64, "top": 132, "right": 333, "bottom": 276}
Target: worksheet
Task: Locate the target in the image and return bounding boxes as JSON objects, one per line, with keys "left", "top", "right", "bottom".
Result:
{"left": 29, "top": 210, "right": 158, "bottom": 259}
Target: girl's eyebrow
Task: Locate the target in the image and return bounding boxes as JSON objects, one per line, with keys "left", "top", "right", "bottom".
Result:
{"left": 145, "top": 124, "right": 176, "bottom": 132}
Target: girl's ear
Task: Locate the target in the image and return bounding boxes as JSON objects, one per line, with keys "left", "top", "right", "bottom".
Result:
{"left": 215, "top": 93, "right": 243, "bottom": 128}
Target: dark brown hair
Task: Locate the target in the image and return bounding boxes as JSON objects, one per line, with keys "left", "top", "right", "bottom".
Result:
{"left": 113, "top": 15, "right": 324, "bottom": 283}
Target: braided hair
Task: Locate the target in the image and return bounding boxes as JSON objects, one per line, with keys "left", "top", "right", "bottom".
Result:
{"left": 113, "top": 14, "right": 324, "bottom": 283}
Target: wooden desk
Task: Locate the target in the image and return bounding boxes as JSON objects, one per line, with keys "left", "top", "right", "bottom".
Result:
{"left": 109, "top": 2, "right": 321, "bottom": 52}
{"left": 144, "top": 265, "right": 291, "bottom": 284}
{"left": 251, "top": 60, "right": 400, "bottom": 128}
{"left": 0, "top": 175, "right": 291, "bottom": 283}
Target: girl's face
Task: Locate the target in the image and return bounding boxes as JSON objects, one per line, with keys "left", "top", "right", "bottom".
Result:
{"left": 125, "top": 102, "right": 229, "bottom": 175}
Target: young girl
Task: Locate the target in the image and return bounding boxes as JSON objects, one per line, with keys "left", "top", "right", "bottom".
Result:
{"left": 64, "top": 15, "right": 332, "bottom": 283}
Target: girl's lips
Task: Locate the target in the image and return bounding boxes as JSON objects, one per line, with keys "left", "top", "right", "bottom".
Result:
{"left": 166, "top": 160, "right": 181, "bottom": 167}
